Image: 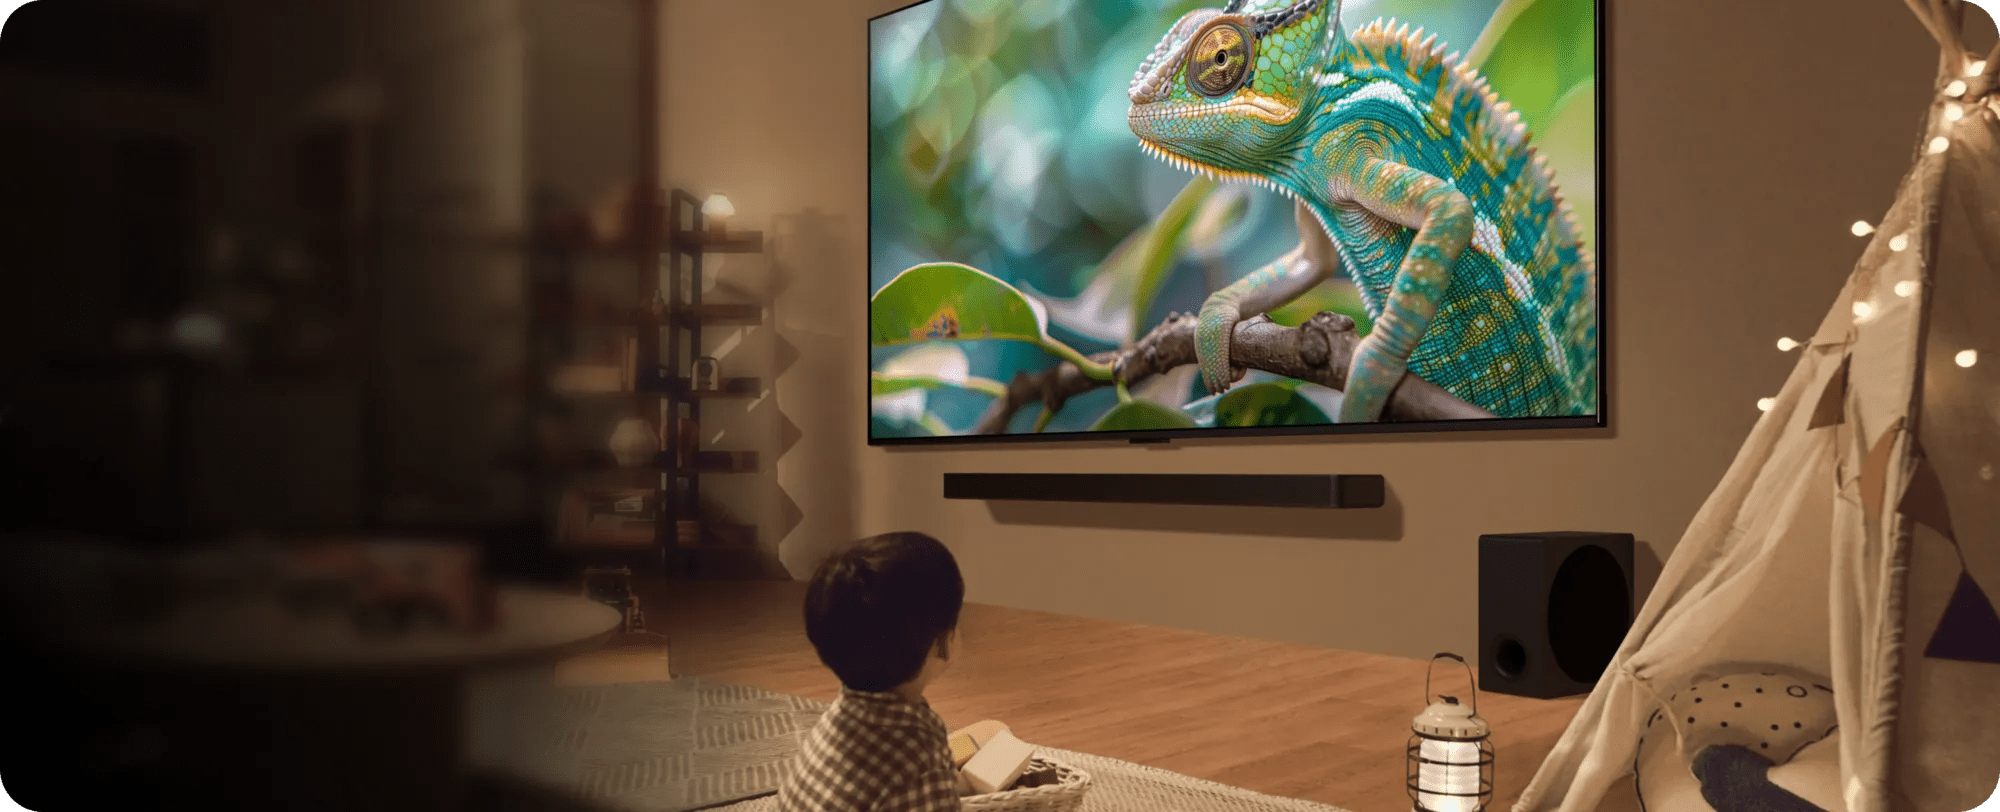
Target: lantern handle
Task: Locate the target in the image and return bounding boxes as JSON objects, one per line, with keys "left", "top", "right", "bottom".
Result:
{"left": 1425, "top": 653, "right": 1479, "bottom": 716}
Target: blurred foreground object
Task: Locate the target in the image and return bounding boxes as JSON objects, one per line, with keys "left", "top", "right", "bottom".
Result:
{"left": 0, "top": 537, "right": 621, "bottom": 811}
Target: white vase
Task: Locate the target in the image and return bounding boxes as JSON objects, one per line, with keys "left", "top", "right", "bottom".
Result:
{"left": 609, "top": 419, "right": 658, "bottom": 468}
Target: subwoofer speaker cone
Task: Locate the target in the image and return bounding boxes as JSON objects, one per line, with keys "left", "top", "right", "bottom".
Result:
{"left": 1479, "top": 532, "right": 1636, "bottom": 699}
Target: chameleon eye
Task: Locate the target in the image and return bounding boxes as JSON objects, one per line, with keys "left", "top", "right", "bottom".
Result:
{"left": 1185, "top": 22, "right": 1251, "bottom": 98}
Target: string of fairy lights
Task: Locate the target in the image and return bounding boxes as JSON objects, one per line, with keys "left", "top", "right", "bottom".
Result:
{"left": 1754, "top": 54, "right": 1988, "bottom": 414}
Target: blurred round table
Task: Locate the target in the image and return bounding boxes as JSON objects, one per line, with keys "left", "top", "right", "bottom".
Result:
{"left": 8, "top": 583, "right": 621, "bottom": 812}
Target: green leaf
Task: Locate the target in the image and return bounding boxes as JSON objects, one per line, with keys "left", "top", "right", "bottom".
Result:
{"left": 1088, "top": 399, "right": 1200, "bottom": 432}
{"left": 1213, "top": 381, "right": 1332, "bottom": 427}
{"left": 1131, "top": 365, "right": 1200, "bottom": 410}
{"left": 1180, "top": 391, "right": 1222, "bottom": 428}
{"left": 870, "top": 262, "right": 1049, "bottom": 347}
{"left": 872, "top": 343, "right": 1008, "bottom": 398}
{"left": 1129, "top": 176, "right": 1214, "bottom": 340}
{"left": 870, "top": 373, "right": 1007, "bottom": 399}
{"left": 1266, "top": 278, "right": 1373, "bottom": 333}
{"left": 872, "top": 261, "right": 1110, "bottom": 378}
{"left": 1465, "top": 0, "right": 1595, "bottom": 140}
{"left": 871, "top": 390, "right": 930, "bottom": 424}
{"left": 1026, "top": 176, "right": 1215, "bottom": 345}
{"left": 870, "top": 415, "right": 939, "bottom": 438}
{"left": 1539, "top": 78, "right": 1597, "bottom": 259}
{"left": 1025, "top": 254, "right": 1137, "bottom": 346}
{"left": 1184, "top": 184, "right": 1256, "bottom": 260}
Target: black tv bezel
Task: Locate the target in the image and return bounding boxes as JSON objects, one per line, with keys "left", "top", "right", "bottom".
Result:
{"left": 864, "top": 0, "right": 1608, "bottom": 446}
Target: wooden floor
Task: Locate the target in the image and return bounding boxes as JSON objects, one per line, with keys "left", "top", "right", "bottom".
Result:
{"left": 560, "top": 579, "right": 1640, "bottom": 812}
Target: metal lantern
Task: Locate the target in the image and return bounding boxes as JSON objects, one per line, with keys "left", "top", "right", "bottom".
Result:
{"left": 1407, "top": 653, "right": 1494, "bottom": 812}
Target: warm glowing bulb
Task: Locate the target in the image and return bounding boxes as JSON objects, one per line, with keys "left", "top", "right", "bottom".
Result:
{"left": 1895, "top": 280, "right": 1919, "bottom": 297}
{"left": 1851, "top": 220, "right": 1875, "bottom": 236}
{"left": 1777, "top": 337, "right": 1800, "bottom": 351}
{"left": 1981, "top": 463, "right": 1995, "bottom": 482}
{"left": 1853, "top": 301, "right": 1876, "bottom": 320}
{"left": 1969, "top": 60, "right": 1988, "bottom": 77}
{"left": 1929, "top": 136, "right": 1950, "bottom": 154}
{"left": 1417, "top": 739, "right": 1483, "bottom": 812}
{"left": 169, "top": 312, "right": 227, "bottom": 350}
{"left": 1889, "top": 234, "right": 1910, "bottom": 251}
{"left": 1945, "top": 79, "right": 1967, "bottom": 97}
{"left": 1957, "top": 349, "right": 1979, "bottom": 368}
{"left": 1946, "top": 104, "right": 1965, "bottom": 122}
{"left": 1758, "top": 397, "right": 1776, "bottom": 412}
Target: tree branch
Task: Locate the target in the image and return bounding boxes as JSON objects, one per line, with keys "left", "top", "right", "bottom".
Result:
{"left": 971, "top": 310, "right": 1494, "bottom": 434}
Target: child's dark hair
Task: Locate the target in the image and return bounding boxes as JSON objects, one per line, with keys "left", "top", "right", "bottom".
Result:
{"left": 804, "top": 532, "right": 964, "bottom": 692}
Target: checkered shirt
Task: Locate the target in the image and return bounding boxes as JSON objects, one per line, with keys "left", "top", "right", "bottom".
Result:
{"left": 775, "top": 688, "right": 962, "bottom": 812}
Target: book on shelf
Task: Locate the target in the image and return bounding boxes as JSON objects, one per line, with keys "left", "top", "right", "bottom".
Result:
{"left": 559, "top": 487, "right": 659, "bottom": 547}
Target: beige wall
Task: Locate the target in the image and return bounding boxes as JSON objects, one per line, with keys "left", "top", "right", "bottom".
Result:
{"left": 663, "top": 0, "right": 1976, "bottom": 661}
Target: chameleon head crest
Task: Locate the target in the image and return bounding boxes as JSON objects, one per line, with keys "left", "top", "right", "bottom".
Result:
{"left": 1127, "top": 0, "right": 1340, "bottom": 185}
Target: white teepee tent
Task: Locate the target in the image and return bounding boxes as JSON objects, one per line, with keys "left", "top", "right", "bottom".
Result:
{"left": 1515, "top": 3, "right": 2000, "bottom": 812}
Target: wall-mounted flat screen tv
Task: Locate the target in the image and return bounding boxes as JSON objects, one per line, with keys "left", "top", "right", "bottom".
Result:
{"left": 869, "top": 0, "right": 1602, "bottom": 443}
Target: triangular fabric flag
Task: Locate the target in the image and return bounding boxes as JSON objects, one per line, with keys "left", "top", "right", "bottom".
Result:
{"left": 1809, "top": 357, "right": 1849, "bottom": 429}
{"left": 1925, "top": 570, "right": 2000, "bottom": 664}
{"left": 1858, "top": 419, "right": 1903, "bottom": 532}
{"left": 1897, "top": 447, "right": 1956, "bottom": 544}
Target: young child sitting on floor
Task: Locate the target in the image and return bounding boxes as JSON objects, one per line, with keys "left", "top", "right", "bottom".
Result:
{"left": 777, "top": 531, "right": 967, "bottom": 812}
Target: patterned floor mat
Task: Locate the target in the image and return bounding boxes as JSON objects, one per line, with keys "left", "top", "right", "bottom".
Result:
{"left": 468, "top": 676, "right": 825, "bottom": 812}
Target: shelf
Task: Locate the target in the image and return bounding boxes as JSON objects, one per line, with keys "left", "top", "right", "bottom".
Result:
{"left": 533, "top": 308, "right": 657, "bottom": 327}
{"left": 558, "top": 533, "right": 659, "bottom": 551}
{"left": 557, "top": 390, "right": 668, "bottom": 400}
{"left": 675, "top": 303, "right": 762, "bottom": 326}
{"left": 524, "top": 303, "right": 760, "bottom": 328}
{"left": 673, "top": 377, "right": 761, "bottom": 398}
{"left": 671, "top": 230, "right": 764, "bottom": 254}
{"left": 660, "top": 450, "right": 760, "bottom": 475}
{"left": 571, "top": 450, "right": 658, "bottom": 473}
{"left": 675, "top": 521, "right": 758, "bottom": 550}
{"left": 570, "top": 450, "right": 762, "bottom": 475}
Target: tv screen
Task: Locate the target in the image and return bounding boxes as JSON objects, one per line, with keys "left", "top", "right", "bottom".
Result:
{"left": 869, "top": 0, "right": 1601, "bottom": 443}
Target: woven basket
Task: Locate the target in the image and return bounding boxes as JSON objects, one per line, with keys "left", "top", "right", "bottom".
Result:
{"left": 962, "top": 756, "right": 1092, "bottom": 812}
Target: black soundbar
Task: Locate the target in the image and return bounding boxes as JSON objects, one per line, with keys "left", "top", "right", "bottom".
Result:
{"left": 942, "top": 473, "right": 1385, "bottom": 508}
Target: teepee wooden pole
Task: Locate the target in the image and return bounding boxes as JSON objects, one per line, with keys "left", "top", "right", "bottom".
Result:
{"left": 1905, "top": 0, "right": 1969, "bottom": 69}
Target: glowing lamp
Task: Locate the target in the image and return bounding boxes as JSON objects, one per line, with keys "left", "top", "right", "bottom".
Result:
{"left": 169, "top": 311, "right": 228, "bottom": 352}
{"left": 1758, "top": 397, "right": 1777, "bottom": 412}
{"left": 1957, "top": 350, "right": 1979, "bottom": 368}
{"left": 1895, "top": 280, "right": 1919, "bottom": 297}
{"left": 1851, "top": 221, "right": 1874, "bottom": 236}
{"left": 1408, "top": 653, "right": 1494, "bottom": 812}
{"left": 1777, "top": 337, "right": 1799, "bottom": 351}
{"left": 1945, "top": 79, "right": 1967, "bottom": 98}
{"left": 702, "top": 194, "right": 736, "bottom": 238}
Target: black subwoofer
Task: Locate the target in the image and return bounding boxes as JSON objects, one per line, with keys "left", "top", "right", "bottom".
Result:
{"left": 1479, "top": 531, "right": 1636, "bottom": 698}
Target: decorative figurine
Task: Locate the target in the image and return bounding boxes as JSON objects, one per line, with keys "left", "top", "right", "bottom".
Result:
{"left": 692, "top": 357, "right": 721, "bottom": 392}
